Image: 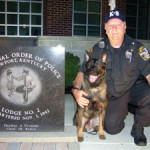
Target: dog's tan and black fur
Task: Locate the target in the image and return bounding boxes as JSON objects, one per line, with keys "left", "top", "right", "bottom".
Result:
{"left": 77, "top": 51, "right": 108, "bottom": 142}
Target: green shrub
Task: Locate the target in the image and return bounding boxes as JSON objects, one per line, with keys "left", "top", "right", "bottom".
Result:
{"left": 65, "top": 52, "right": 80, "bottom": 88}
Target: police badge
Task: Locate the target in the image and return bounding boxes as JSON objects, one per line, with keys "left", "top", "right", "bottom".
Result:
{"left": 125, "top": 50, "right": 132, "bottom": 62}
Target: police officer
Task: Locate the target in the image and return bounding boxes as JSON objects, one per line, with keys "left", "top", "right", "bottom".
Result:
{"left": 72, "top": 10, "right": 150, "bottom": 146}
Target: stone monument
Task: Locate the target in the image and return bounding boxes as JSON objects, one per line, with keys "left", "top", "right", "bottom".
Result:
{"left": 0, "top": 46, "right": 65, "bottom": 132}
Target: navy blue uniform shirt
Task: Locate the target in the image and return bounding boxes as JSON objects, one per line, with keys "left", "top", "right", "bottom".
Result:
{"left": 81, "top": 34, "right": 150, "bottom": 97}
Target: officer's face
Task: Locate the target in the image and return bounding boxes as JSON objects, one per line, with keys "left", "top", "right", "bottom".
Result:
{"left": 105, "top": 18, "right": 126, "bottom": 47}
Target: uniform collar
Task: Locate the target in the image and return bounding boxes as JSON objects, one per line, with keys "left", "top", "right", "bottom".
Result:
{"left": 106, "top": 34, "right": 126, "bottom": 52}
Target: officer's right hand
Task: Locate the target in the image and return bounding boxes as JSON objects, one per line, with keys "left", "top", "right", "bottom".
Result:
{"left": 72, "top": 89, "right": 89, "bottom": 108}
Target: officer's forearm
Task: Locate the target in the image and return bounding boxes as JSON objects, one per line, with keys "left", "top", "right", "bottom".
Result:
{"left": 146, "top": 74, "right": 150, "bottom": 86}
{"left": 73, "top": 72, "right": 84, "bottom": 89}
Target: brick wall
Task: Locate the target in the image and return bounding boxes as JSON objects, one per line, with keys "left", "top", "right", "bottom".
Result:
{"left": 43, "top": 0, "right": 126, "bottom": 37}
{"left": 43, "top": 0, "right": 72, "bottom": 36}
{"left": 116, "top": 0, "right": 126, "bottom": 15}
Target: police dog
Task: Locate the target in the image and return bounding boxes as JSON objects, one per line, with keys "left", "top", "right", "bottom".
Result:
{"left": 77, "top": 51, "right": 108, "bottom": 142}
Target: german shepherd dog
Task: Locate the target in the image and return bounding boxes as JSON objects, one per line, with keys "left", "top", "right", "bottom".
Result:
{"left": 76, "top": 51, "right": 108, "bottom": 142}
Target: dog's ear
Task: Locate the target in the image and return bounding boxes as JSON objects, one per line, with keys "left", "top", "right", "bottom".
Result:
{"left": 85, "top": 50, "right": 90, "bottom": 62}
{"left": 102, "top": 53, "right": 107, "bottom": 63}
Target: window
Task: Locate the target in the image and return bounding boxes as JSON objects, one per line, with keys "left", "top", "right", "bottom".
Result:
{"left": 0, "top": 0, "right": 43, "bottom": 37}
{"left": 73, "top": 0, "right": 102, "bottom": 37}
{"left": 126, "top": 0, "right": 150, "bottom": 40}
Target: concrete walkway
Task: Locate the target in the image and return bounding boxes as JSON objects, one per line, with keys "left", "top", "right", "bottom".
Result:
{"left": 65, "top": 94, "right": 150, "bottom": 150}
{"left": 0, "top": 94, "right": 150, "bottom": 150}
{"left": 0, "top": 142, "right": 79, "bottom": 150}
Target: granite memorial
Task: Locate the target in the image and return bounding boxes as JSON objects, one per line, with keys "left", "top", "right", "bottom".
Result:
{"left": 0, "top": 46, "right": 65, "bottom": 132}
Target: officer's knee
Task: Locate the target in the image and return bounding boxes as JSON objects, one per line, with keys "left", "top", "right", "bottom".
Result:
{"left": 105, "top": 126, "right": 123, "bottom": 135}
{"left": 104, "top": 120, "right": 124, "bottom": 135}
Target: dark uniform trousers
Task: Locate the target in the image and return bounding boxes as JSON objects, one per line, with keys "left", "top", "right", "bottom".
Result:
{"left": 104, "top": 80, "right": 150, "bottom": 135}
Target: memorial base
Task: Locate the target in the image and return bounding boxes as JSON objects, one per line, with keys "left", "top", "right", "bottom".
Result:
{"left": 0, "top": 126, "right": 77, "bottom": 143}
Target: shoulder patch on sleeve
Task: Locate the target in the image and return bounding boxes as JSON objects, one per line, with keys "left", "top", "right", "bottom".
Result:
{"left": 139, "top": 46, "right": 150, "bottom": 61}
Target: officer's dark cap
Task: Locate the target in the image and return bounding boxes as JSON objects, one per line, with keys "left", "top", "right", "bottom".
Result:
{"left": 105, "top": 10, "right": 126, "bottom": 23}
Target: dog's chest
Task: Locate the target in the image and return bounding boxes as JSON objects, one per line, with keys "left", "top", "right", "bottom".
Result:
{"left": 82, "top": 80, "right": 106, "bottom": 99}
{"left": 89, "top": 88, "right": 99, "bottom": 93}
{"left": 84, "top": 100, "right": 103, "bottom": 118}
{"left": 82, "top": 80, "right": 104, "bottom": 92}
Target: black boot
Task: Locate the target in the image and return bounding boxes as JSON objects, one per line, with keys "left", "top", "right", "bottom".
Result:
{"left": 131, "top": 121, "right": 147, "bottom": 146}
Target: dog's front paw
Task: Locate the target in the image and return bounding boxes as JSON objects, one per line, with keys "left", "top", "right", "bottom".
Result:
{"left": 78, "top": 137, "right": 84, "bottom": 142}
{"left": 99, "top": 135, "right": 106, "bottom": 140}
